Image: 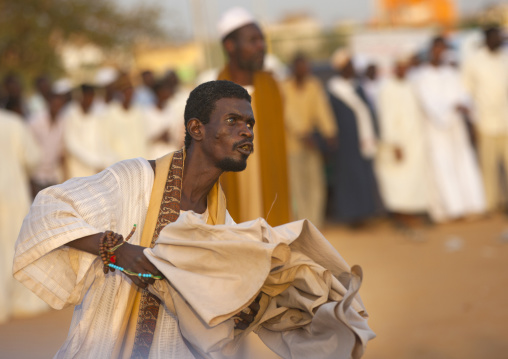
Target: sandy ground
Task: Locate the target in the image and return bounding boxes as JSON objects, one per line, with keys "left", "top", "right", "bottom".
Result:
{"left": 1, "top": 214, "right": 507, "bottom": 359}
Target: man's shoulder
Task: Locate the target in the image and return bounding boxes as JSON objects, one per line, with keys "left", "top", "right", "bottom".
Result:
{"left": 255, "top": 70, "right": 279, "bottom": 85}
{"left": 107, "top": 157, "right": 154, "bottom": 178}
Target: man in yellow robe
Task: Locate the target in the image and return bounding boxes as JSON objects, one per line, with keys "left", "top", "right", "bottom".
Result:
{"left": 217, "top": 7, "right": 291, "bottom": 226}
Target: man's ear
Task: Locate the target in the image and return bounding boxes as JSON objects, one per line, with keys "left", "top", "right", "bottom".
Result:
{"left": 187, "top": 118, "right": 204, "bottom": 143}
{"left": 223, "top": 38, "right": 236, "bottom": 56}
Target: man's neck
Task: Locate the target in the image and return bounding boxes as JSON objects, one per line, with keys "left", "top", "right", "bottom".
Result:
{"left": 227, "top": 62, "right": 254, "bottom": 86}
{"left": 180, "top": 146, "right": 223, "bottom": 213}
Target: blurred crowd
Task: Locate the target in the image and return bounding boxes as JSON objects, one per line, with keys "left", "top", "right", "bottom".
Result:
{"left": 1, "top": 5, "right": 507, "bottom": 324}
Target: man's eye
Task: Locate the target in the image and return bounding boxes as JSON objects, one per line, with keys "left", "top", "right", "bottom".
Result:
{"left": 226, "top": 118, "right": 235, "bottom": 124}
{"left": 247, "top": 122, "right": 253, "bottom": 128}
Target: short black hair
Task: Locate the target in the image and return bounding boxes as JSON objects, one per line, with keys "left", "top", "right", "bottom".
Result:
{"left": 184, "top": 80, "right": 251, "bottom": 149}
{"left": 80, "top": 84, "right": 95, "bottom": 94}
{"left": 430, "top": 35, "right": 447, "bottom": 50}
{"left": 484, "top": 25, "right": 500, "bottom": 39}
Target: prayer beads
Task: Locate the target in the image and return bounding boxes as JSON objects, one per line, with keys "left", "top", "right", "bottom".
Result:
{"left": 108, "top": 264, "right": 162, "bottom": 280}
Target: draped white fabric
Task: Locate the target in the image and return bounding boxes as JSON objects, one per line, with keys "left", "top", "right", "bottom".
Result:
{"left": 146, "top": 212, "right": 375, "bottom": 359}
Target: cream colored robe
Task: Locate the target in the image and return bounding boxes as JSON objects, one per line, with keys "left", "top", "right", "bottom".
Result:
{"left": 1, "top": 110, "right": 48, "bottom": 323}
{"left": 146, "top": 212, "right": 375, "bottom": 359}
{"left": 103, "top": 103, "right": 149, "bottom": 164}
{"left": 413, "top": 65, "right": 486, "bottom": 221}
{"left": 63, "top": 101, "right": 117, "bottom": 178}
{"left": 13, "top": 158, "right": 213, "bottom": 359}
{"left": 375, "top": 77, "right": 429, "bottom": 213}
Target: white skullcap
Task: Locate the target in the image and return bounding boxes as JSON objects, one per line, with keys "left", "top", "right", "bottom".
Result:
{"left": 217, "top": 7, "right": 257, "bottom": 40}
{"left": 52, "top": 78, "right": 73, "bottom": 94}
{"left": 353, "top": 54, "right": 370, "bottom": 74}
{"left": 330, "top": 48, "right": 351, "bottom": 71}
{"left": 94, "top": 67, "right": 119, "bottom": 87}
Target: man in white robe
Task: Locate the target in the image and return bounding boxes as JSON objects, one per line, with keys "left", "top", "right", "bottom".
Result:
{"left": 64, "top": 84, "right": 117, "bottom": 178}
{"left": 103, "top": 74, "right": 148, "bottom": 164}
{"left": 0, "top": 109, "right": 48, "bottom": 323}
{"left": 14, "top": 81, "right": 374, "bottom": 358}
{"left": 413, "top": 37, "right": 486, "bottom": 222}
{"left": 143, "top": 81, "right": 185, "bottom": 159}
{"left": 375, "top": 57, "right": 429, "bottom": 216}
{"left": 462, "top": 26, "right": 508, "bottom": 212}
{"left": 28, "top": 91, "right": 67, "bottom": 190}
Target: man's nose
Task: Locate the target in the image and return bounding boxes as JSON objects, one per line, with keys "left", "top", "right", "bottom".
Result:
{"left": 239, "top": 123, "right": 254, "bottom": 138}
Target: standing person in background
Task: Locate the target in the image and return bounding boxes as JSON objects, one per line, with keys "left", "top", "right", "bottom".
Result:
{"left": 103, "top": 73, "right": 148, "bottom": 164}
{"left": 327, "top": 49, "right": 382, "bottom": 226}
{"left": 463, "top": 26, "right": 508, "bottom": 213}
{"left": 216, "top": 7, "right": 291, "bottom": 226}
{"left": 144, "top": 80, "right": 185, "bottom": 159}
{"left": 28, "top": 89, "right": 68, "bottom": 195}
{"left": 413, "top": 36, "right": 485, "bottom": 222}
{"left": 1, "top": 73, "right": 26, "bottom": 117}
{"left": 282, "top": 53, "right": 338, "bottom": 227}
{"left": 0, "top": 109, "right": 48, "bottom": 323}
{"left": 26, "top": 75, "right": 52, "bottom": 118}
{"left": 63, "top": 84, "right": 117, "bottom": 178}
{"left": 133, "top": 70, "right": 156, "bottom": 107}
{"left": 94, "top": 67, "right": 119, "bottom": 108}
{"left": 356, "top": 63, "right": 381, "bottom": 138}
{"left": 375, "top": 57, "right": 429, "bottom": 228}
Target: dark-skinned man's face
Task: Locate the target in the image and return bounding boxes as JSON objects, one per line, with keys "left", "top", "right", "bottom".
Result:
{"left": 231, "top": 24, "right": 266, "bottom": 72}
{"left": 202, "top": 97, "right": 255, "bottom": 172}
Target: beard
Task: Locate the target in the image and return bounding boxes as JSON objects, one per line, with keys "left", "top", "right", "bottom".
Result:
{"left": 216, "top": 155, "right": 248, "bottom": 172}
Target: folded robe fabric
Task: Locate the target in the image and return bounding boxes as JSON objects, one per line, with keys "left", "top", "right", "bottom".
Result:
{"left": 144, "top": 212, "right": 376, "bottom": 359}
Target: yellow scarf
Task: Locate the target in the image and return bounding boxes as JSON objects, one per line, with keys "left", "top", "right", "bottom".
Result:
{"left": 113, "top": 150, "right": 227, "bottom": 358}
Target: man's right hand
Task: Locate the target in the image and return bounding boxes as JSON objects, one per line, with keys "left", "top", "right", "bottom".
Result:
{"left": 115, "top": 242, "right": 164, "bottom": 289}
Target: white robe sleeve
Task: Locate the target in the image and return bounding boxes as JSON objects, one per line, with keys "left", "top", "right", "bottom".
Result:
{"left": 13, "top": 158, "right": 153, "bottom": 309}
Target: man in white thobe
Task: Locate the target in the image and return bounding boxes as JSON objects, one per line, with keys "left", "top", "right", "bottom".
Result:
{"left": 103, "top": 74, "right": 148, "bottom": 164}
{"left": 413, "top": 37, "right": 486, "bottom": 222}
{"left": 143, "top": 81, "right": 185, "bottom": 159}
{"left": 0, "top": 109, "right": 48, "bottom": 323}
{"left": 375, "top": 57, "right": 429, "bottom": 216}
{"left": 462, "top": 26, "right": 508, "bottom": 212}
{"left": 64, "top": 84, "right": 117, "bottom": 178}
{"left": 28, "top": 91, "right": 67, "bottom": 190}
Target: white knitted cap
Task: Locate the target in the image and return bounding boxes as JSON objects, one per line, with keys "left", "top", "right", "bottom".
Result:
{"left": 94, "top": 67, "right": 119, "bottom": 87}
{"left": 217, "top": 7, "right": 257, "bottom": 40}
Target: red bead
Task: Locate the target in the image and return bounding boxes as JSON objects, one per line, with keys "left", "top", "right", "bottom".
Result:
{"left": 110, "top": 255, "right": 116, "bottom": 264}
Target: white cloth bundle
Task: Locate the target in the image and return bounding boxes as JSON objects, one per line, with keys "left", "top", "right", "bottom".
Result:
{"left": 145, "top": 212, "right": 376, "bottom": 359}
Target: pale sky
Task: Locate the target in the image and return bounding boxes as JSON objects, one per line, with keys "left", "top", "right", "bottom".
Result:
{"left": 117, "top": 0, "right": 501, "bottom": 40}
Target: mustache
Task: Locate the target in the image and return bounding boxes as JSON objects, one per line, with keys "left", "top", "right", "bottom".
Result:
{"left": 233, "top": 139, "right": 254, "bottom": 151}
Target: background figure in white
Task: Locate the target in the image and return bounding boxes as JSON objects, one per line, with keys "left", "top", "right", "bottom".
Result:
{"left": 282, "top": 53, "right": 338, "bottom": 227}
{"left": 375, "top": 58, "right": 429, "bottom": 219}
{"left": 64, "top": 84, "right": 117, "bottom": 178}
{"left": 103, "top": 73, "right": 148, "bottom": 163}
{"left": 0, "top": 109, "right": 48, "bottom": 323}
{"left": 413, "top": 36, "right": 485, "bottom": 222}
{"left": 93, "top": 67, "right": 119, "bottom": 110}
{"left": 28, "top": 91, "right": 68, "bottom": 192}
{"left": 143, "top": 80, "right": 185, "bottom": 159}
{"left": 462, "top": 26, "right": 508, "bottom": 213}
{"left": 26, "top": 74, "right": 51, "bottom": 118}
{"left": 133, "top": 70, "right": 156, "bottom": 107}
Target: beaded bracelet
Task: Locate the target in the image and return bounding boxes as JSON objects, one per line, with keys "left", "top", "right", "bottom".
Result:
{"left": 108, "top": 263, "right": 162, "bottom": 280}
{"left": 98, "top": 225, "right": 160, "bottom": 280}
